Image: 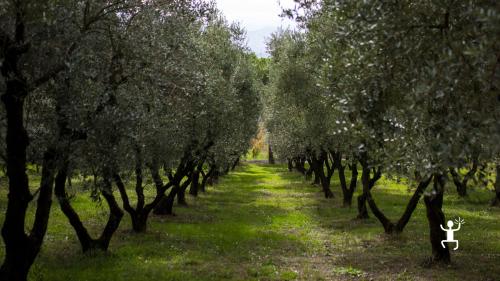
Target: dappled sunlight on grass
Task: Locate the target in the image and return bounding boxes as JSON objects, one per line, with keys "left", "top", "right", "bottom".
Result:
{"left": 0, "top": 163, "right": 499, "bottom": 280}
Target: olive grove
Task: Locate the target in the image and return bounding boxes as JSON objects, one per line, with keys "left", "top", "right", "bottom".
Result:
{"left": 0, "top": 1, "right": 260, "bottom": 280}
{"left": 266, "top": 0, "right": 499, "bottom": 265}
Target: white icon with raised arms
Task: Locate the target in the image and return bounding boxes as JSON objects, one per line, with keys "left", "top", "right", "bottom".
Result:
{"left": 440, "top": 217, "right": 464, "bottom": 250}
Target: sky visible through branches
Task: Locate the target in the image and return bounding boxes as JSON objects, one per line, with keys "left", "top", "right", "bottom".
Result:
{"left": 216, "top": 0, "right": 297, "bottom": 57}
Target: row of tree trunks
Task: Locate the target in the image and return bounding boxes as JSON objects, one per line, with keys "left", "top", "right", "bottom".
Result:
{"left": 153, "top": 158, "right": 193, "bottom": 215}
{"left": 114, "top": 142, "right": 226, "bottom": 233}
{"left": 290, "top": 157, "right": 307, "bottom": 174}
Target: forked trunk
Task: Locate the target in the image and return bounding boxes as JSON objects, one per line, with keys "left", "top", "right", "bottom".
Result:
{"left": 312, "top": 154, "right": 333, "bottom": 198}
{"left": 0, "top": 149, "right": 57, "bottom": 281}
{"left": 0, "top": 42, "right": 57, "bottom": 279}
{"left": 365, "top": 173, "right": 433, "bottom": 234}
{"left": 394, "top": 175, "right": 433, "bottom": 233}
{"left": 200, "top": 166, "right": 214, "bottom": 192}
{"left": 337, "top": 156, "right": 358, "bottom": 208}
{"left": 356, "top": 158, "right": 381, "bottom": 220}
{"left": 56, "top": 169, "right": 124, "bottom": 252}
{"left": 154, "top": 184, "right": 180, "bottom": 215}
{"left": 177, "top": 176, "right": 193, "bottom": 206}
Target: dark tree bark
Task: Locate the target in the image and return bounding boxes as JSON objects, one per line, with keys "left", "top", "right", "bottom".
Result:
{"left": 394, "top": 175, "right": 434, "bottom": 232}
{"left": 207, "top": 165, "right": 219, "bottom": 186}
{"left": 153, "top": 159, "right": 192, "bottom": 215}
{"left": 154, "top": 175, "right": 193, "bottom": 215}
{"left": 491, "top": 165, "right": 500, "bottom": 207}
{"left": 312, "top": 168, "right": 321, "bottom": 185}
{"left": 114, "top": 166, "right": 149, "bottom": 233}
{"left": 177, "top": 173, "right": 194, "bottom": 206}
{"left": 364, "top": 172, "right": 433, "bottom": 234}
{"left": 0, "top": 148, "right": 57, "bottom": 281}
{"left": 56, "top": 163, "right": 124, "bottom": 251}
{"left": 338, "top": 155, "right": 358, "bottom": 207}
{"left": 287, "top": 159, "right": 293, "bottom": 172}
{"left": 449, "top": 160, "right": 478, "bottom": 197}
{"left": 200, "top": 165, "right": 214, "bottom": 192}
{"left": 424, "top": 174, "right": 450, "bottom": 264}
{"left": 231, "top": 157, "right": 240, "bottom": 171}
{"left": 294, "top": 157, "right": 307, "bottom": 175}
{"left": 268, "top": 145, "right": 275, "bottom": 164}
{"left": 356, "top": 158, "right": 382, "bottom": 219}
{"left": 0, "top": 17, "right": 59, "bottom": 279}
{"left": 311, "top": 152, "right": 334, "bottom": 198}
{"left": 189, "top": 162, "right": 203, "bottom": 197}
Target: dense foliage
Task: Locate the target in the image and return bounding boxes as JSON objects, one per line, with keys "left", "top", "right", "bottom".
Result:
{"left": 266, "top": 0, "right": 500, "bottom": 264}
{"left": 0, "top": 1, "right": 260, "bottom": 280}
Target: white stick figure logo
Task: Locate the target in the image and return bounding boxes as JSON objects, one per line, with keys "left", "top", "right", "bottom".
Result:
{"left": 440, "top": 217, "right": 464, "bottom": 250}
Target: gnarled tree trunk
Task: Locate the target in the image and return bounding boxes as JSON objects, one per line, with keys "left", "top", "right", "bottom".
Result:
{"left": 424, "top": 174, "right": 450, "bottom": 264}
{"left": 338, "top": 157, "right": 358, "bottom": 208}
{"left": 56, "top": 166, "right": 124, "bottom": 251}
{"left": 364, "top": 173, "right": 433, "bottom": 234}
{"left": 0, "top": 28, "right": 57, "bottom": 279}
{"left": 153, "top": 159, "right": 192, "bottom": 215}
{"left": 311, "top": 152, "right": 334, "bottom": 198}
{"left": 200, "top": 165, "right": 214, "bottom": 192}
{"left": 177, "top": 175, "right": 193, "bottom": 206}
{"left": 189, "top": 162, "right": 203, "bottom": 197}
{"left": 449, "top": 160, "right": 477, "bottom": 197}
{"left": 357, "top": 156, "right": 382, "bottom": 219}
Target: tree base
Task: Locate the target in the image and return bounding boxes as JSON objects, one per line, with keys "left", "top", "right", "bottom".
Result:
{"left": 420, "top": 256, "right": 452, "bottom": 268}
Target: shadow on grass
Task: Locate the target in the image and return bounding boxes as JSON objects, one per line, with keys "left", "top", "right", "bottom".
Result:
{"left": 1, "top": 162, "right": 499, "bottom": 281}
{"left": 23, "top": 163, "right": 311, "bottom": 281}
{"left": 276, "top": 164, "right": 500, "bottom": 280}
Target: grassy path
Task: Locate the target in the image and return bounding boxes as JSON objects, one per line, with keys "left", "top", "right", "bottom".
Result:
{"left": 3, "top": 163, "right": 500, "bottom": 280}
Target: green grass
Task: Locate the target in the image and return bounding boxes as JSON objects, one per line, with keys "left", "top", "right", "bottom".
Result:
{"left": 0, "top": 163, "right": 499, "bottom": 280}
